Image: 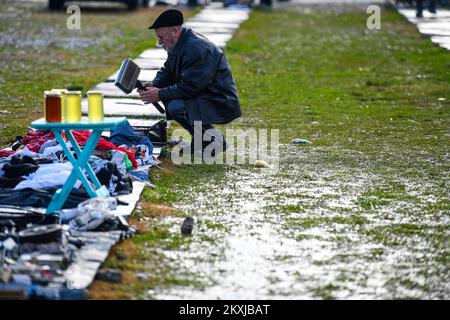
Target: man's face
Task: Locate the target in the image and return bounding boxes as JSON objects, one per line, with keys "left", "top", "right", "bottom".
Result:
{"left": 155, "top": 27, "right": 180, "bottom": 52}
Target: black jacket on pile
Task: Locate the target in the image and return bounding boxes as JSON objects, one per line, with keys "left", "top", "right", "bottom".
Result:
{"left": 153, "top": 27, "right": 241, "bottom": 125}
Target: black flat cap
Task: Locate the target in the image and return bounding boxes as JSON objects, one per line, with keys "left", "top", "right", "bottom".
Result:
{"left": 148, "top": 9, "right": 184, "bottom": 29}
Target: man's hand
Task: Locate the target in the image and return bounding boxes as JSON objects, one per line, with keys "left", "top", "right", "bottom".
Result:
{"left": 140, "top": 81, "right": 153, "bottom": 89}
{"left": 138, "top": 86, "right": 160, "bottom": 104}
{"left": 137, "top": 81, "right": 153, "bottom": 93}
{"left": 137, "top": 81, "right": 152, "bottom": 94}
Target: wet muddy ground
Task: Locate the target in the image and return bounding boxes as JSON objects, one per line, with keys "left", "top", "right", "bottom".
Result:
{"left": 144, "top": 142, "right": 448, "bottom": 299}
{"left": 131, "top": 3, "right": 449, "bottom": 300}
{"left": 2, "top": 1, "right": 448, "bottom": 300}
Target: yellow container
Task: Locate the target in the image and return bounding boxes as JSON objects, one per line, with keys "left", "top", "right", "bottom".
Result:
{"left": 87, "top": 91, "right": 104, "bottom": 123}
{"left": 65, "top": 91, "right": 82, "bottom": 123}
{"left": 51, "top": 89, "right": 68, "bottom": 122}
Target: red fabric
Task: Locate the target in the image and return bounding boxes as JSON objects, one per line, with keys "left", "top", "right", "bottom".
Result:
{"left": 22, "top": 130, "right": 55, "bottom": 153}
{"left": 0, "top": 149, "right": 15, "bottom": 158}
{"left": 19, "top": 129, "right": 138, "bottom": 168}
{"left": 69, "top": 130, "right": 138, "bottom": 169}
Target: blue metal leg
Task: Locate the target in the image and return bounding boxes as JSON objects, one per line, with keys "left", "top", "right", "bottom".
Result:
{"left": 46, "top": 129, "right": 109, "bottom": 213}
{"left": 66, "top": 130, "right": 102, "bottom": 190}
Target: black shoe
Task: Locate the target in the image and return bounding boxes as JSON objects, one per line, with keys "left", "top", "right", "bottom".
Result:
{"left": 176, "top": 139, "right": 228, "bottom": 162}
{"left": 177, "top": 142, "right": 196, "bottom": 158}
{"left": 202, "top": 137, "right": 228, "bottom": 158}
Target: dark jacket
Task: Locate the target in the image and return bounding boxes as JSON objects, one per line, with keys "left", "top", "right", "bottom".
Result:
{"left": 153, "top": 27, "right": 241, "bottom": 125}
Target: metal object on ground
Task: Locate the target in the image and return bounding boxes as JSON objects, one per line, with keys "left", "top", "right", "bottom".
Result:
{"left": 18, "top": 224, "right": 62, "bottom": 244}
{"left": 180, "top": 216, "right": 195, "bottom": 235}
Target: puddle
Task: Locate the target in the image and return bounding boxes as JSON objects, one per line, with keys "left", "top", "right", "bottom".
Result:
{"left": 145, "top": 145, "right": 449, "bottom": 299}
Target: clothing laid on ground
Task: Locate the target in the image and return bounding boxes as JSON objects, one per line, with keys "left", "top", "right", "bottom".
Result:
{"left": 127, "top": 165, "right": 155, "bottom": 188}
{"left": 14, "top": 162, "right": 76, "bottom": 191}
{"left": 69, "top": 130, "right": 139, "bottom": 169}
{"left": 0, "top": 149, "right": 15, "bottom": 158}
{"left": 22, "top": 130, "right": 55, "bottom": 153}
{"left": 88, "top": 156, "right": 133, "bottom": 195}
{"left": 109, "top": 120, "right": 154, "bottom": 155}
{"left": 3, "top": 163, "right": 39, "bottom": 179}
{"left": 130, "top": 145, "right": 156, "bottom": 166}
{"left": 0, "top": 125, "right": 154, "bottom": 210}
{"left": 0, "top": 176, "right": 23, "bottom": 188}
{"left": 39, "top": 138, "right": 58, "bottom": 154}
{"left": 0, "top": 187, "right": 90, "bottom": 209}
{"left": 7, "top": 129, "right": 139, "bottom": 169}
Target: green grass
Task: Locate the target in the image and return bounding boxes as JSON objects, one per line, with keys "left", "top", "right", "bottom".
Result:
{"left": 0, "top": 4, "right": 196, "bottom": 146}
{"left": 141, "top": 162, "right": 229, "bottom": 204}
{"left": 226, "top": 6, "right": 449, "bottom": 149}
{"left": 3, "top": 2, "right": 449, "bottom": 299}
{"left": 96, "top": 4, "right": 448, "bottom": 298}
{"left": 89, "top": 161, "right": 230, "bottom": 298}
{"left": 286, "top": 215, "right": 370, "bottom": 229}
{"left": 364, "top": 223, "right": 449, "bottom": 246}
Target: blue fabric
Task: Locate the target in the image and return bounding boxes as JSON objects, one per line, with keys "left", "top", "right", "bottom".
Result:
{"left": 38, "top": 138, "right": 58, "bottom": 154}
{"left": 109, "top": 120, "right": 153, "bottom": 155}
{"left": 128, "top": 166, "right": 156, "bottom": 188}
{"left": 128, "top": 167, "right": 149, "bottom": 182}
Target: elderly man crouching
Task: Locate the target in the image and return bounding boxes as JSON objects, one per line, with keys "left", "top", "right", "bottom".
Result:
{"left": 138, "top": 9, "right": 241, "bottom": 159}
